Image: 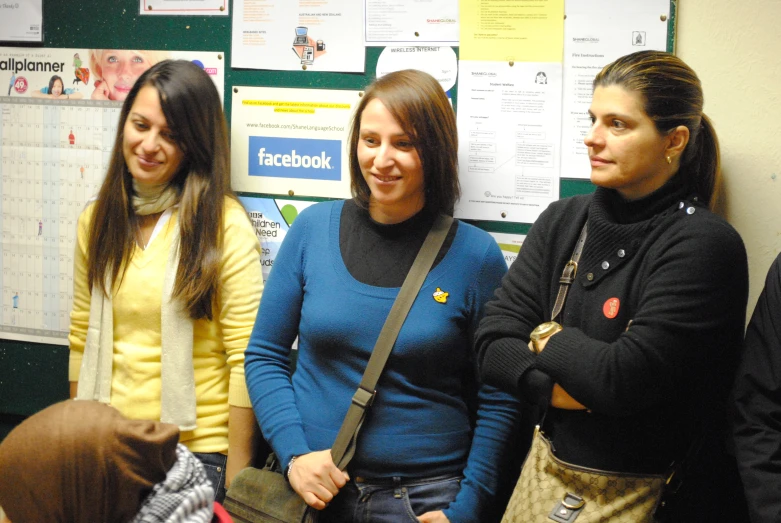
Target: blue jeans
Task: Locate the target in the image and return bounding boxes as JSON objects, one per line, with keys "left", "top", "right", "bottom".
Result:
{"left": 193, "top": 452, "right": 227, "bottom": 503}
{"left": 320, "top": 474, "right": 462, "bottom": 523}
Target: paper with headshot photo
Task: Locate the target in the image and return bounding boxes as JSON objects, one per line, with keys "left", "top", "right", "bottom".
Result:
{"left": 140, "top": 0, "right": 228, "bottom": 16}
{"left": 231, "top": 86, "right": 360, "bottom": 198}
{"left": 0, "top": 0, "right": 42, "bottom": 42}
{"left": 364, "top": 0, "right": 458, "bottom": 46}
{"left": 376, "top": 46, "right": 458, "bottom": 93}
{"left": 455, "top": 60, "right": 562, "bottom": 224}
{"left": 561, "top": 0, "right": 670, "bottom": 179}
{"left": 0, "top": 47, "right": 224, "bottom": 346}
{"left": 459, "top": 0, "right": 564, "bottom": 62}
{"left": 488, "top": 232, "right": 526, "bottom": 268}
{"left": 231, "top": 0, "right": 364, "bottom": 72}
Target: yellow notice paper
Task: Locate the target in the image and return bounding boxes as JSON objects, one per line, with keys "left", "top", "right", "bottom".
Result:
{"left": 459, "top": 0, "right": 564, "bottom": 62}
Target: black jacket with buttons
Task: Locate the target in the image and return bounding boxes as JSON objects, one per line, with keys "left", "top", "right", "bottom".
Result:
{"left": 476, "top": 176, "right": 750, "bottom": 520}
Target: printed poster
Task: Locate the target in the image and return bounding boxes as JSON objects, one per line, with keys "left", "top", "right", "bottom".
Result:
{"left": 376, "top": 46, "right": 458, "bottom": 93}
{"left": 0, "top": 47, "right": 225, "bottom": 102}
{"left": 561, "top": 0, "right": 670, "bottom": 179}
{"left": 459, "top": 0, "right": 564, "bottom": 62}
{"left": 231, "top": 86, "right": 360, "bottom": 199}
{"left": 0, "top": 0, "right": 42, "bottom": 43}
{"left": 238, "top": 196, "right": 317, "bottom": 283}
{"left": 364, "top": 0, "right": 459, "bottom": 46}
{"left": 232, "top": 0, "right": 365, "bottom": 72}
{"left": 455, "top": 60, "right": 562, "bottom": 223}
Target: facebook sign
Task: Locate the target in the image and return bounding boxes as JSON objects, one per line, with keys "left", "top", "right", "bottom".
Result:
{"left": 248, "top": 136, "right": 342, "bottom": 181}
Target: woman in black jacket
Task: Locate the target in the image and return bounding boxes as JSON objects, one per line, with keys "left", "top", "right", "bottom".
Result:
{"left": 475, "top": 51, "right": 749, "bottom": 521}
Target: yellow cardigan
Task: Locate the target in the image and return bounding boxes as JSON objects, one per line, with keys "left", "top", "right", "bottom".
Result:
{"left": 69, "top": 198, "right": 262, "bottom": 453}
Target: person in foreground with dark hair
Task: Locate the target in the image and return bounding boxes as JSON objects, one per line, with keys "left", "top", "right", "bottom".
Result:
{"left": 0, "top": 400, "right": 222, "bottom": 523}
{"left": 475, "top": 50, "right": 749, "bottom": 521}
{"left": 67, "top": 60, "right": 263, "bottom": 501}
{"left": 245, "top": 69, "right": 520, "bottom": 523}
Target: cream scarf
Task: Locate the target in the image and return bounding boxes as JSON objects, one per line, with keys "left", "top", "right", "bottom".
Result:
{"left": 77, "top": 181, "right": 197, "bottom": 431}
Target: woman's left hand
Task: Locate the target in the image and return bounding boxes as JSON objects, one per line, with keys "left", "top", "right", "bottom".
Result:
{"left": 418, "top": 511, "right": 451, "bottom": 523}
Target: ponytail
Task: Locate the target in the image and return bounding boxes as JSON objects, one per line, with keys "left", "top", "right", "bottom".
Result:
{"left": 684, "top": 114, "right": 721, "bottom": 210}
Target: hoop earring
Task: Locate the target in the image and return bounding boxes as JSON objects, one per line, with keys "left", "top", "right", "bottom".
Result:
{"left": 666, "top": 156, "right": 672, "bottom": 165}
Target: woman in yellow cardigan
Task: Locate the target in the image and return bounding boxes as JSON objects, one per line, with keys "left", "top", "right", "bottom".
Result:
{"left": 68, "top": 60, "right": 262, "bottom": 502}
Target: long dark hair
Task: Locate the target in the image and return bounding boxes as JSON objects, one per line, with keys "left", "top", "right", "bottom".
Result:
{"left": 594, "top": 51, "right": 721, "bottom": 208}
{"left": 87, "top": 60, "right": 233, "bottom": 320}
{"left": 348, "top": 69, "right": 460, "bottom": 216}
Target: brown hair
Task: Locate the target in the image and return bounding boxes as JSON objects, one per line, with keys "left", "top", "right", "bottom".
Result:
{"left": 348, "top": 69, "right": 460, "bottom": 215}
{"left": 593, "top": 51, "right": 721, "bottom": 208}
{"left": 87, "top": 60, "right": 234, "bottom": 320}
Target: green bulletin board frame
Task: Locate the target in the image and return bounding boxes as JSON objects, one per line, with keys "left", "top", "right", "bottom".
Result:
{"left": 0, "top": 0, "right": 677, "bottom": 438}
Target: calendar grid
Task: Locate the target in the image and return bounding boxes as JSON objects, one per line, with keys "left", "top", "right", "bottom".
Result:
{"left": 1, "top": 96, "right": 121, "bottom": 344}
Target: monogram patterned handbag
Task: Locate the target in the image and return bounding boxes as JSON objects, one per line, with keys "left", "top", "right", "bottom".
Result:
{"left": 501, "top": 426, "right": 666, "bottom": 523}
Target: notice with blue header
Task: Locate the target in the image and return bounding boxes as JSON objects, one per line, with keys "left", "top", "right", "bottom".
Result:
{"left": 231, "top": 86, "right": 360, "bottom": 198}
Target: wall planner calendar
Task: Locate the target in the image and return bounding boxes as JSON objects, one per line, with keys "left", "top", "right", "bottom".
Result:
{"left": 1, "top": 98, "right": 119, "bottom": 344}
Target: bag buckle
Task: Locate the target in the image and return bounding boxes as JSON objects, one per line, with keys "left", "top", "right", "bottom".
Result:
{"left": 559, "top": 261, "right": 578, "bottom": 284}
{"left": 549, "top": 493, "right": 585, "bottom": 522}
{"left": 352, "top": 386, "right": 376, "bottom": 409}
{"left": 665, "top": 463, "right": 684, "bottom": 494}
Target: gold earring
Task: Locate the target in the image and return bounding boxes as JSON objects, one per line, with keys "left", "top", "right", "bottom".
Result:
{"left": 666, "top": 156, "right": 672, "bottom": 164}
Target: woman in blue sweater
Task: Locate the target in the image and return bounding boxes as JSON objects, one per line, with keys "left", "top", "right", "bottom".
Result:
{"left": 244, "top": 70, "right": 520, "bottom": 523}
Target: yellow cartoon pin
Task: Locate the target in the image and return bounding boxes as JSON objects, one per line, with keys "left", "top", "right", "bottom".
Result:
{"left": 433, "top": 287, "right": 449, "bottom": 304}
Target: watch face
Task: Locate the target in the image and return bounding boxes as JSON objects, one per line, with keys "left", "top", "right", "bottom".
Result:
{"left": 532, "top": 322, "right": 561, "bottom": 340}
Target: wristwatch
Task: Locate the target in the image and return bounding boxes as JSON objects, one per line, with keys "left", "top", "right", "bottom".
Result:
{"left": 529, "top": 321, "right": 562, "bottom": 354}
{"left": 285, "top": 455, "right": 300, "bottom": 481}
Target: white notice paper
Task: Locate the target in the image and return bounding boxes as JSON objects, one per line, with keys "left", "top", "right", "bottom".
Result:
{"left": 365, "top": 0, "right": 459, "bottom": 46}
{"left": 0, "top": 0, "right": 42, "bottom": 42}
{"left": 561, "top": 0, "right": 670, "bottom": 179}
{"left": 376, "top": 47, "right": 458, "bottom": 92}
{"left": 455, "top": 61, "right": 562, "bottom": 224}
{"left": 230, "top": 86, "right": 360, "bottom": 198}
{"left": 232, "top": 0, "right": 365, "bottom": 72}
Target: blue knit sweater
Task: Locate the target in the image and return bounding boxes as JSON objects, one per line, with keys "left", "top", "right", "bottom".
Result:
{"left": 245, "top": 200, "right": 520, "bottom": 522}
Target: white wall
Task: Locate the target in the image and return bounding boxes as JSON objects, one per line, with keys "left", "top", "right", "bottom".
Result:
{"left": 676, "top": 0, "right": 781, "bottom": 315}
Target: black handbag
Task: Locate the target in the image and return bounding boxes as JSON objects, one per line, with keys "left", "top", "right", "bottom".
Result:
{"left": 223, "top": 214, "right": 453, "bottom": 523}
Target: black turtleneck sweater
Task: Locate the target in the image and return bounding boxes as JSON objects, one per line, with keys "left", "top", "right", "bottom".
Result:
{"left": 339, "top": 199, "right": 457, "bottom": 287}
{"left": 475, "top": 178, "right": 749, "bottom": 520}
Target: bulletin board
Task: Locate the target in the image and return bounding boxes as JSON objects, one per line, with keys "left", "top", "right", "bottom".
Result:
{"left": 0, "top": 0, "right": 677, "bottom": 435}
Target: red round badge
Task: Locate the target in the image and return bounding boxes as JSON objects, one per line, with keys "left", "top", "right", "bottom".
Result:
{"left": 603, "top": 297, "right": 620, "bottom": 319}
{"left": 14, "top": 76, "right": 28, "bottom": 94}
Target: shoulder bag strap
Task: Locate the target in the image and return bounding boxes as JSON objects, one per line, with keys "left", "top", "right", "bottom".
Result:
{"left": 550, "top": 223, "right": 588, "bottom": 323}
{"left": 330, "top": 213, "right": 454, "bottom": 470}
